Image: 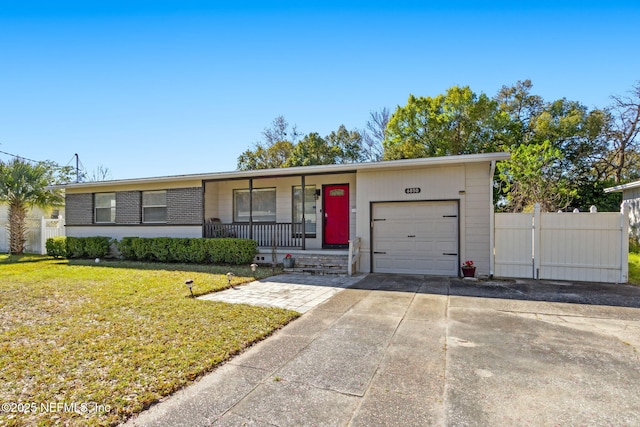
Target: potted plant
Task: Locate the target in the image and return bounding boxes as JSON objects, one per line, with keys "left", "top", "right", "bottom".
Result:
{"left": 283, "top": 253, "right": 295, "bottom": 268}
{"left": 461, "top": 260, "right": 476, "bottom": 278}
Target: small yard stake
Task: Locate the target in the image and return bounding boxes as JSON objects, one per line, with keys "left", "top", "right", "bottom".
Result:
{"left": 185, "top": 279, "right": 194, "bottom": 297}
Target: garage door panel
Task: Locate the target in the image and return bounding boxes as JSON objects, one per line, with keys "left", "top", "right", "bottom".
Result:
{"left": 373, "top": 201, "right": 458, "bottom": 276}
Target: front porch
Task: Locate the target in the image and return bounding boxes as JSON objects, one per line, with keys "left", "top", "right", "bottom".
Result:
{"left": 204, "top": 220, "right": 307, "bottom": 248}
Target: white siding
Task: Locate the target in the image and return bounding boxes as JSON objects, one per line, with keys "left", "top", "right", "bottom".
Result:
{"left": 464, "top": 163, "right": 492, "bottom": 274}
{"left": 356, "top": 164, "right": 492, "bottom": 275}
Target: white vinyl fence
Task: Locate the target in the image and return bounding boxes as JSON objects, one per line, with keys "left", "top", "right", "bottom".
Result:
{"left": 494, "top": 203, "right": 630, "bottom": 283}
{"left": 1, "top": 216, "right": 65, "bottom": 255}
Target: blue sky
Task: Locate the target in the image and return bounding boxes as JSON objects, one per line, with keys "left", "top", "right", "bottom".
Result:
{"left": 1, "top": 1, "right": 639, "bottom": 180}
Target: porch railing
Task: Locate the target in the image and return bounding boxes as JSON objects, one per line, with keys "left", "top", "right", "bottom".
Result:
{"left": 204, "top": 221, "right": 302, "bottom": 248}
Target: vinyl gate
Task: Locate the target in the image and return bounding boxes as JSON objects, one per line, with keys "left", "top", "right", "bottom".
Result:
{"left": 494, "top": 204, "right": 630, "bottom": 283}
{"left": 1, "top": 216, "right": 65, "bottom": 254}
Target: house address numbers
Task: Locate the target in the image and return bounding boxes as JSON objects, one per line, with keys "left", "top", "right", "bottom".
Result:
{"left": 404, "top": 187, "right": 421, "bottom": 194}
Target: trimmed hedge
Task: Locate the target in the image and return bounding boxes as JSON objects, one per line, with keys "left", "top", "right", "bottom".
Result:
{"left": 116, "top": 237, "right": 257, "bottom": 265}
{"left": 46, "top": 236, "right": 67, "bottom": 258}
{"left": 46, "top": 236, "right": 113, "bottom": 259}
{"left": 67, "top": 236, "right": 113, "bottom": 259}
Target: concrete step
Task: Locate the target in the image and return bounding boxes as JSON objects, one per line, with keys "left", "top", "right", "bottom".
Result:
{"left": 285, "top": 254, "right": 349, "bottom": 276}
{"left": 284, "top": 267, "right": 348, "bottom": 276}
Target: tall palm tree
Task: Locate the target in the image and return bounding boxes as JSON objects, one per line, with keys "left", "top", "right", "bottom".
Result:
{"left": 0, "top": 159, "right": 64, "bottom": 254}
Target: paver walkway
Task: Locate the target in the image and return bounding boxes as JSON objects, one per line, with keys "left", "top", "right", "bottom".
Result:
{"left": 198, "top": 273, "right": 366, "bottom": 313}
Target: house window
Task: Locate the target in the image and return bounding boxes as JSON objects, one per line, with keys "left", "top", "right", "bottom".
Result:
{"left": 233, "top": 188, "right": 276, "bottom": 222}
{"left": 143, "top": 190, "right": 167, "bottom": 223}
{"left": 293, "top": 186, "right": 316, "bottom": 237}
{"left": 94, "top": 193, "right": 115, "bottom": 223}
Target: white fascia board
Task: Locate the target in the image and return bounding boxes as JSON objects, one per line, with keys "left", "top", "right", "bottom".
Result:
{"left": 58, "top": 152, "right": 511, "bottom": 190}
{"left": 604, "top": 180, "right": 640, "bottom": 193}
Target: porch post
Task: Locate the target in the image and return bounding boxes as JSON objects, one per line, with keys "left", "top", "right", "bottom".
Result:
{"left": 301, "top": 175, "right": 306, "bottom": 250}
{"left": 249, "top": 178, "right": 253, "bottom": 240}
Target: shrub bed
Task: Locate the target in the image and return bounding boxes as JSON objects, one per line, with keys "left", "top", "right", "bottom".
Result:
{"left": 47, "top": 236, "right": 113, "bottom": 259}
{"left": 45, "top": 236, "right": 67, "bottom": 258}
{"left": 116, "top": 237, "right": 257, "bottom": 264}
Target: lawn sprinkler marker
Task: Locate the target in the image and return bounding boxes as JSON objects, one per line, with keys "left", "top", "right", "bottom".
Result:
{"left": 185, "top": 279, "right": 194, "bottom": 297}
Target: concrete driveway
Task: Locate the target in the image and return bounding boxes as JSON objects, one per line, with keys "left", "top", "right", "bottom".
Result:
{"left": 124, "top": 275, "right": 640, "bottom": 426}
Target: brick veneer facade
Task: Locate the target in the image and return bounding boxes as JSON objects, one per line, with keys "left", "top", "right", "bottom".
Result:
{"left": 65, "top": 187, "right": 203, "bottom": 226}
{"left": 65, "top": 193, "right": 93, "bottom": 225}
{"left": 167, "top": 187, "right": 202, "bottom": 225}
{"left": 115, "top": 191, "right": 141, "bottom": 224}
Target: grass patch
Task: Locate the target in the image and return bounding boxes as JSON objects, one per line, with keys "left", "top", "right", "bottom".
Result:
{"left": 0, "top": 255, "right": 298, "bottom": 426}
{"left": 629, "top": 252, "right": 640, "bottom": 286}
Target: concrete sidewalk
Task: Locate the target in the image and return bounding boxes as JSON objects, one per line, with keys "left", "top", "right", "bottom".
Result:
{"left": 124, "top": 275, "right": 640, "bottom": 426}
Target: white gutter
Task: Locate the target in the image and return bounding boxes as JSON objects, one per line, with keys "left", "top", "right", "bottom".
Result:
{"left": 489, "top": 160, "right": 496, "bottom": 278}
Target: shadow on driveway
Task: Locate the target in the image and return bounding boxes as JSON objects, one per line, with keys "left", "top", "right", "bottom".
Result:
{"left": 350, "top": 273, "right": 640, "bottom": 308}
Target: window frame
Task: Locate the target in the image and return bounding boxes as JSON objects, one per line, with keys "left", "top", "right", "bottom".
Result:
{"left": 233, "top": 187, "right": 277, "bottom": 223}
{"left": 142, "top": 190, "right": 168, "bottom": 224}
{"left": 94, "top": 192, "right": 116, "bottom": 224}
{"left": 292, "top": 185, "right": 317, "bottom": 238}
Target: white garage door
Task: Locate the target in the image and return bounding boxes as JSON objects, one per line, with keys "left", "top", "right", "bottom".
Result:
{"left": 372, "top": 201, "right": 459, "bottom": 275}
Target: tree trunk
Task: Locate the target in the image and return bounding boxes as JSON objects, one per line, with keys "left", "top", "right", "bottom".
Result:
{"left": 8, "top": 199, "right": 27, "bottom": 254}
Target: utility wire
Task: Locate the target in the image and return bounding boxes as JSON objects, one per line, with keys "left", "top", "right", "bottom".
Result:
{"left": 0, "top": 149, "right": 43, "bottom": 164}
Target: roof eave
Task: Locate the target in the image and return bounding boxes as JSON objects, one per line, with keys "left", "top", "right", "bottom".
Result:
{"left": 57, "top": 152, "right": 511, "bottom": 190}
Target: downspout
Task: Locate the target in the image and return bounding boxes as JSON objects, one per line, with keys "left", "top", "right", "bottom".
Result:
{"left": 489, "top": 160, "right": 496, "bottom": 278}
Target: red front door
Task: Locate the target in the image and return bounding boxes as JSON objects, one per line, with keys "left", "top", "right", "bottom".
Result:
{"left": 323, "top": 184, "right": 349, "bottom": 247}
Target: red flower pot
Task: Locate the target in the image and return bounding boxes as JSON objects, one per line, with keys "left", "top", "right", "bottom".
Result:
{"left": 461, "top": 267, "right": 476, "bottom": 278}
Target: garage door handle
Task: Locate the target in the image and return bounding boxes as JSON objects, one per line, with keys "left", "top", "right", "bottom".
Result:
{"left": 374, "top": 251, "right": 387, "bottom": 254}
{"left": 443, "top": 253, "right": 458, "bottom": 256}
{"left": 407, "top": 235, "right": 415, "bottom": 238}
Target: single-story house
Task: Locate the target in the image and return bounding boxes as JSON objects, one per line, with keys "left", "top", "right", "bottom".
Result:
{"left": 605, "top": 179, "right": 640, "bottom": 236}
{"left": 62, "top": 152, "right": 510, "bottom": 276}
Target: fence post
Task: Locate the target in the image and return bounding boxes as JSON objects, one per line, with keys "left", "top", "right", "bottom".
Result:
{"left": 40, "top": 217, "right": 46, "bottom": 255}
{"left": 532, "top": 203, "right": 541, "bottom": 279}
{"left": 621, "top": 202, "right": 630, "bottom": 283}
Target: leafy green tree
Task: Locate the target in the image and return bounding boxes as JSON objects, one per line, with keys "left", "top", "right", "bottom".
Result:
{"left": 238, "top": 117, "right": 365, "bottom": 169}
{"left": 325, "top": 125, "right": 365, "bottom": 164}
{"left": 237, "top": 116, "right": 299, "bottom": 171}
{"left": 285, "top": 133, "right": 337, "bottom": 167}
{"left": 497, "top": 140, "right": 576, "bottom": 212}
{"left": 384, "top": 86, "right": 506, "bottom": 159}
{"left": 237, "top": 140, "right": 295, "bottom": 170}
{"left": 0, "top": 159, "right": 64, "bottom": 254}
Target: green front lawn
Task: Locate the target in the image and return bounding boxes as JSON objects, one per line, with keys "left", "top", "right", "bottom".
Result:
{"left": 0, "top": 256, "right": 298, "bottom": 426}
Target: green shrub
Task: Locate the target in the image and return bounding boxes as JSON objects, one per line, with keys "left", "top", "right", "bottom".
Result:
{"left": 84, "top": 237, "right": 113, "bottom": 258}
{"left": 66, "top": 237, "right": 85, "bottom": 258}
{"left": 66, "top": 236, "right": 112, "bottom": 259}
{"left": 46, "top": 236, "right": 67, "bottom": 258}
{"left": 116, "top": 237, "right": 257, "bottom": 264}
{"left": 117, "top": 237, "right": 136, "bottom": 259}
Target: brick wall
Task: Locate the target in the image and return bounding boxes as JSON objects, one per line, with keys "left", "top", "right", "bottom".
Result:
{"left": 65, "top": 187, "right": 202, "bottom": 226}
{"left": 167, "top": 187, "right": 202, "bottom": 225}
{"left": 65, "top": 193, "right": 93, "bottom": 225}
{"left": 115, "top": 191, "right": 141, "bottom": 224}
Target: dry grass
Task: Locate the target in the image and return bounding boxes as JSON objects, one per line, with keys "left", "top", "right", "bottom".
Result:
{"left": 0, "top": 255, "right": 298, "bottom": 426}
